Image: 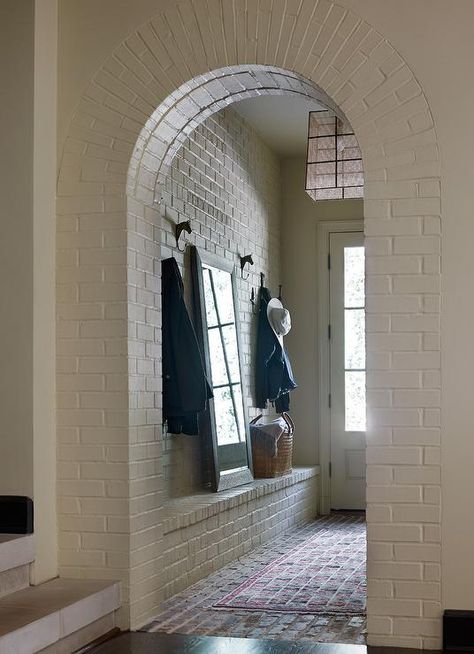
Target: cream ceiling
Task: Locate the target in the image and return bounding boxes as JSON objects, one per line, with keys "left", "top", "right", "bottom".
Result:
{"left": 232, "top": 95, "right": 326, "bottom": 158}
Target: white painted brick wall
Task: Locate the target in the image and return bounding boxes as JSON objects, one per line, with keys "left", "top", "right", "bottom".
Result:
{"left": 160, "top": 106, "right": 281, "bottom": 498}
{"left": 162, "top": 469, "right": 319, "bottom": 601}
{"left": 56, "top": 0, "right": 442, "bottom": 643}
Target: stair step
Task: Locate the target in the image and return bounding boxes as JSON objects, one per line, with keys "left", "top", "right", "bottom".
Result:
{"left": 0, "top": 578, "right": 120, "bottom": 653}
{"left": 0, "top": 534, "right": 35, "bottom": 574}
{"left": 0, "top": 534, "right": 35, "bottom": 600}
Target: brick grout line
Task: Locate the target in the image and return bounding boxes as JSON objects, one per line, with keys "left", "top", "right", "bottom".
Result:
{"left": 144, "top": 513, "right": 365, "bottom": 644}
{"left": 56, "top": 1, "right": 442, "bottom": 643}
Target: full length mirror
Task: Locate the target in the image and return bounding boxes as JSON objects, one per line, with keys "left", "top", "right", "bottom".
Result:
{"left": 190, "top": 246, "right": 253, "bottom": 491}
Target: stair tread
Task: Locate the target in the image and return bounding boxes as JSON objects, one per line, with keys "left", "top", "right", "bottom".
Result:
{"left": 0, "top": 578, "right": 120, "bottom": 651}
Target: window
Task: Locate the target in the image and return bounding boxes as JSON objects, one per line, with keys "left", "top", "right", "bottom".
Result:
{"left": 343, "top": 246, "right": 366, "bottom": 431}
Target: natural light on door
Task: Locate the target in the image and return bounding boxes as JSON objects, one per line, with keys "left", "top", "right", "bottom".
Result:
{"left": 329, "top": 230, "right": 365, "bottom": 509}
{"left": 343, "top": 246, "right": 366, "bottom": 432}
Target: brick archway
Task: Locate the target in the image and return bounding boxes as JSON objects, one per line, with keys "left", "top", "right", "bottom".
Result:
{"left": 128, "top": 65, "right": 339, "bottom": 206}
{"left": 57, "top": 2, "right": 441, "bottom": 646}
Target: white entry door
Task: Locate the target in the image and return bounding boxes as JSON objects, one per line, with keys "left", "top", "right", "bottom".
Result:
{"left": 329, "top": 231, "right": 366, "bottom": 510}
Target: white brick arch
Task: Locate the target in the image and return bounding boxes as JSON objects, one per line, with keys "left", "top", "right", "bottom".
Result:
{"left": 128, "top": 65, "right": 340, "bottom": 206}
{"left": 57, "top": 1, "right": 441, "bottom": 645}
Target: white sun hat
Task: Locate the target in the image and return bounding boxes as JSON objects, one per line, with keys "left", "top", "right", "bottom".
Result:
{"left": 267, "top": 297, "right": 292, "bottom": 346}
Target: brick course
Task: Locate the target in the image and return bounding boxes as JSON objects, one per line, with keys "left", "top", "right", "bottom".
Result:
{"left": 161, "top": 106, "right": 281, "bottom": 498}
{"left": 162, "top": 467, "right": 319, "bottom": 601}
{"left": 57, "top": 0, "right": 442, "bottom": 646}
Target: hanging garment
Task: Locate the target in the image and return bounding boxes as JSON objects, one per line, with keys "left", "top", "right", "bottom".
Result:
{"left": 162, "top": 257, "right": 213, "bottom": 435}
{"left": 255, "top": 286, "right": 297, "bottom": 412}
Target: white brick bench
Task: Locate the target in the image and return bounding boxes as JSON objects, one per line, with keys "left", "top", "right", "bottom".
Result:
{"left": 162, "top": 466, "right": 320, "bottom": 599}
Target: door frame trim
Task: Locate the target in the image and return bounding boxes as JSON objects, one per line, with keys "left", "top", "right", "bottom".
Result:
{"left": 316, "top": 219, "right": 363, "bottom": 515}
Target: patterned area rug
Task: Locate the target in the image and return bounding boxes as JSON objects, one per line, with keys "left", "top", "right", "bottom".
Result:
{"left": 214, "top": 512, "right": 366, "bottom": 615}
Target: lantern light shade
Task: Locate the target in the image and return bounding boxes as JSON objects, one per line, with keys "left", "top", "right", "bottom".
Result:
{"left": 305, "top": 111, "right": 364, "bottom": 201}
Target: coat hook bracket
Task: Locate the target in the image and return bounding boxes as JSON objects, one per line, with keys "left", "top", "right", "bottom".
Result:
{"left": 240, "top": 254, "right": 254, "bottom": 279}
{"left": 175, "top": 220, "right": 192, "bottom": 251}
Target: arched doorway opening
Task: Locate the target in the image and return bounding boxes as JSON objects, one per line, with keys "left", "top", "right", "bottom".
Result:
{"left": 129, "top": 71, "right": 366, "bottom": 642}
{"left": 56, "top": 5, "right": 441, "bottom": 646}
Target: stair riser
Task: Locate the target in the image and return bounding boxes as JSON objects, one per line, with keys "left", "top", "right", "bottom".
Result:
{"left": 0, "top": 565, "right": 29, "bottom": 599}
{"left": 0, "top": 534, "right": 35, "bottom": 575}
{"left": 37, "top": 613, "right": 116, "bottom": 654}
{"left": 0, "top": 580, "right": 121, "bottom": 654}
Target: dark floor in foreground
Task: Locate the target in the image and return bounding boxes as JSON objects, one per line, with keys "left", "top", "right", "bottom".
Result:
{"left": 90, "top": 632, "right": 438, "bottom": 654}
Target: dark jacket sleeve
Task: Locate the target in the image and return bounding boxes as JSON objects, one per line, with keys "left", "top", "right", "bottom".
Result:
{"left": 162, "top": 257, "right": 212, "bottom": 435}
{"left": 255, "top": 287, "right": 274, "bottom": 409}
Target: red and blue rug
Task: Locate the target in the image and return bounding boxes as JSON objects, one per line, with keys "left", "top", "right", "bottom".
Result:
{"left": 214, "top": 512, "right": 366, "bottom": 615}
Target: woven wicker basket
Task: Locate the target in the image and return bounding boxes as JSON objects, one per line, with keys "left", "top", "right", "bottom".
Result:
{"left": 250, "top": 413, "right": 294, "bottom": 478}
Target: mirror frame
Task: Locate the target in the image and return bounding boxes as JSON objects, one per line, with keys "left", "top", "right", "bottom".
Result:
{"left": 190, "top": 246, "right": 254, "bottom": 491}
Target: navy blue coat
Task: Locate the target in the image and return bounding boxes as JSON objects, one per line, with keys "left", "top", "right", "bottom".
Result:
{"left": 255, "top": 286, "right": 297, "bottom": 413}
{"left": 162, "top": 257, "right": 213, "bottom": 435}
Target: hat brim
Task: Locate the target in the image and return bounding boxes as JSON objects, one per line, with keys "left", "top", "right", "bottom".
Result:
{"left": 267, "top": 298, "right": 285, "bottom": 346}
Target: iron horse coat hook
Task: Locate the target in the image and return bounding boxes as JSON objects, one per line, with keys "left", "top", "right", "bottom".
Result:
{"left": 240, "top": 254, "right": 254, "bottom": 279}
{"left": 175, "top": 220, "right": 192, "bottom": 252}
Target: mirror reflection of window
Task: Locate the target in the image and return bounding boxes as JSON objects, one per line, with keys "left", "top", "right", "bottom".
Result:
{"left": 202, "top": 265, "right": 246, "bottom": 447}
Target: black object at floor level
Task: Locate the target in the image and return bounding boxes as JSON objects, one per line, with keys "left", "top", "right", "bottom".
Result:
{"left": 0, "top": 496, "right": 33, "bottom": 533}
{"left": 90, "top": 632, "right": 439, "bottom": 654}
{"left": 443, "top": 609, "right": 474, "bottom": 651}
{"left": 162, "top": 257, "right": 213, "bottom": 435}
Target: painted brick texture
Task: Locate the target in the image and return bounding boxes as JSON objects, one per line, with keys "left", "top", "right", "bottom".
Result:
{"left": 161, "top": 106, "right": 281, "bottom": 498}
{"left": 162, "top": 469, "right": 319, "bottom": 602}
{"left": 57, "top": 0, "right": 442, "bottom": 645}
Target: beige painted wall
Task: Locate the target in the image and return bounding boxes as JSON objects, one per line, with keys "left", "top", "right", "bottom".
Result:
{"left": 281, "top": 158, "right": 363, "bottom": 466}
{"left": 58, "top": 0, "right": 177, "bottom": 154}
{"left": 33, "top": 0, "right": 58, "bottom": 583}
{"left": 56, "top": 0, "right": 474, "bottom": 617}
{"left": 0, "top": 0, "right": 58, "bottom": 581}
{"left": 0, "top": 0, "right": 35, "bottom": 499}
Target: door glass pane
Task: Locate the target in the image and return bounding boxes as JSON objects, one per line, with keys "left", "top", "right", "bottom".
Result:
{"left": 344, "top": 246, "right": 365, "bottom": 307}
{"left": 344, "top": 244, "right": 366, "bottom": 432}
{"left": 345, "top": 371, "right": 366, "bottom": 431}
{"left": 345, "top": 309, "right": 365, "bottom": 369}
